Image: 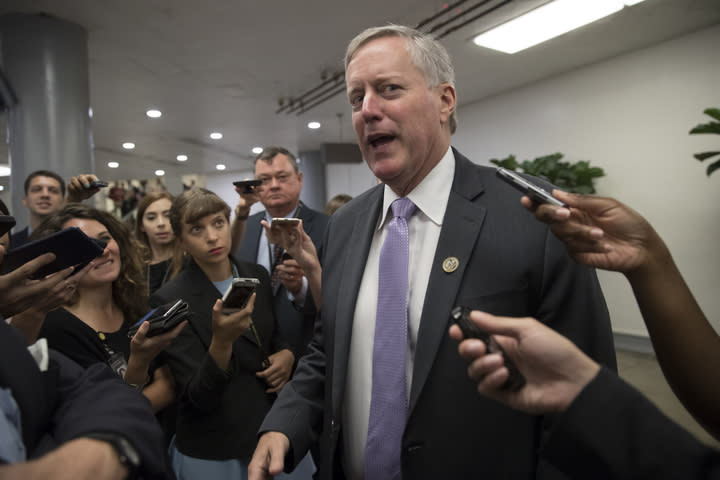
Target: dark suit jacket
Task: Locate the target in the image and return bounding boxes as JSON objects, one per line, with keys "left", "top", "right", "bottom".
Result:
{"left": 234, "top": 203, "right": 328, "bottom": 357}
{"left": 9, "top": 225, "right": 29, "bottom": 249}
{"left": 152, "top": 257, "right": 292, "bottom": 461}
{"left": 0, "top": 320, "right": 170, "bottom": 477}
{"left": 543, "top": 368, "right": 720, "bottom": 479}
{"left": 260, "top": 149, "right": 617, "bottom": 480}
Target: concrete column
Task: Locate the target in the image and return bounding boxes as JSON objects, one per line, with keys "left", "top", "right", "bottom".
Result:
{"left": 0, "top": 13, "right": 93, "bottom": 226}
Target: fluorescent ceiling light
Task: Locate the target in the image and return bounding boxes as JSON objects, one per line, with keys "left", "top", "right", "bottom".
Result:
{"left": 216, "top": 164, "right": 226, "bottom": 171}
{"left": 108, "top": 162, "right": 119, "bottom": 168}
{"left": 155, "top": 170, "right": 165, "bottom": 176}
{"left": 176, "top": 154, "right": 188, "bottom": 161}
{"left": 473, "top": 0, "right": 643, "bottom": 54}
{"left": 0, "top": 165, "right": 10, "bottom": 176}
{"left": 122, "top": 142, "right": 135, "bottom": 149}
{"left": 210, "top": 132, "right": 223, "bottom": 140}
{"left": 146, "top": 109, "right": 162, "bottom": 118}
{"left": 252, "top": 146, "right": 263, "bottom": 154}
{"left": 308, "top": 121, "right": 321, "bottom": 129}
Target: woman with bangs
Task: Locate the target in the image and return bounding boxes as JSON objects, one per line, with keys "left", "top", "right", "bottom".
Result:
{"left": 134, "top": 191, "right": 178, "bottom": 295}
{"left": 152, "top": 188, "right": 310, "bottom": 479}
{"left": 35, "top": 204, "right": 185, "bottom": 413}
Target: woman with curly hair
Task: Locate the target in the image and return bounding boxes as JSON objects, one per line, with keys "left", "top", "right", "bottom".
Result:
{"left": 35, "top": 204, "right": 185, "bottom": 411}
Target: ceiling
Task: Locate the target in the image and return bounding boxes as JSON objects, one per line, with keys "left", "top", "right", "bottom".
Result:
{"left": 0, "top": 0, "right": 719, "bottom": 184}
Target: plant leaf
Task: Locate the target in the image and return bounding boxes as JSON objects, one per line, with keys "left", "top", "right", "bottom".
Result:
{"left": 689, "top": 122, "right": 720, "bottom": 135}
{"left": 694, "top": 151, "right": 720, "bottom": 162}
{"left": 704, "top": 108, "right": 720, "bottom": 122}
{"left": 707, "top": 160, "right": 720, "bottom": 177}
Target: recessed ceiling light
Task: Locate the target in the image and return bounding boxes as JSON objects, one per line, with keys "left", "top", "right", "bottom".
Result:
{"left": 210, "top": 132, "right": 223, "bottom": 140}
{"left": 0, "top": 186, "right": 4, "bottom": 191}
{"left": 176, "top": 154, "right": 188, "bottom": 161}
{"left": 122, "top": 142, "right": 135, "bottom": 150}
{"left": 0, "top": 165, "right": 10, "bottom": 176}
{"left": 216, "top": 164, "right": 226, "bottom": 171}
{"left": 88, "top": 107, "right": 93, "bottom": 118}
{"left": 252, "top": 146, "right": 263, "bottom": 154}
{"left": 146, "top": 109, "right": 162, "bottom": 118}
{"left": 308, "top": 121, "right": 321, "bottom": 129}
{"left": 108, "top": 162, "right": 119, "bottom": 168}
{"left": 155, "top": 169, "right": 165, "bottom": 176}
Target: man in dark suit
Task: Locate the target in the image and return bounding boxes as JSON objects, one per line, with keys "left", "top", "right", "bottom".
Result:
{"left": 10, "top": 170, "right": 66, "bottom": 249}
{"left": 249, "top": 25, "right": 616, "bottom": 480}
{"left": 231, "top": 147, "right": 328, "bottom": 356}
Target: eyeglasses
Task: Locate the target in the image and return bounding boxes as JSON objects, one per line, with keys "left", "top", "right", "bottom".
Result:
{"left": 255, "top": 173, "right": 294, "bottom": 187}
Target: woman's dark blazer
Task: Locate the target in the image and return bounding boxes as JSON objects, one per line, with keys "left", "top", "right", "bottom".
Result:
{"left": 151, "top": 256, "right": 291, "bottom": 461}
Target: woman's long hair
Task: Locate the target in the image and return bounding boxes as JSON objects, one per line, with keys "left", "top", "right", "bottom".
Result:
{"left": 33, "top": 204, "right": 148, "bottom": 322}
{"left": 134, "top": 191, "right": 177, "bottom": 263}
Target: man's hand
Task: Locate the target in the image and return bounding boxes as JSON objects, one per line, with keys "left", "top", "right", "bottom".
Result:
{"left": 0, "top": 250, "right": 82, "bottom": 318}
{"left": 449, "top": 310, "right": 600, "bottom": 414}
{"left": 248, "top": 432, "right": 291, "bottom": 480}
{"left": 522, "top": 190, "right": 667, "bottom": 275}
{"left": 0, "top": 437, "right": 128, "bottom": 480}
{"left": 256, "top": 348, "right": 295, "bottom": 393}
{"left": 275, "top": 259, "right": 304, "bottom": 295}
{"left": 67, "top": 174, "right": 103, "bottom": 203}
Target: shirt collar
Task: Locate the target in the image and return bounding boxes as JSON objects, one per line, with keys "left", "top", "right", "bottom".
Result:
{"left": 378, "top": 146, "right": 455, "bottom": 230}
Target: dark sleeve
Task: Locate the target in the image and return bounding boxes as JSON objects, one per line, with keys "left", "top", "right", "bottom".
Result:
{"left": 542, "top": 367, "right": 720, "bottom": 480}
{"left": 48, "top": 350, "right": 171, "bottom": 479}
{"left": 163, "top": 316, "right": 234, "bottom": 413}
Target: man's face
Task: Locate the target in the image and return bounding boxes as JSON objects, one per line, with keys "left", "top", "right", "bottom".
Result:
{"left": 23, "top": 176, "right": 64, "bottom": 219}
{"left": 346, "top": 36, "right": 455, "bottom": 195}
{"left": 254, "top": 154, "right": 303, "bottom": 215}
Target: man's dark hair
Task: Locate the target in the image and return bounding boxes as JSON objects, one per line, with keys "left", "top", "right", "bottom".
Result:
{"left": 254, "top": 147, "right": 299, "bottom": 174}
{"left": 24, "top": 170, "right": 66, "bottom": 196}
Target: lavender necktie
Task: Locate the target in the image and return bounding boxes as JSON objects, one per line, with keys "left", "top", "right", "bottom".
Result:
{"left": 365, "top": 197, "right": 416, "bottom": 480}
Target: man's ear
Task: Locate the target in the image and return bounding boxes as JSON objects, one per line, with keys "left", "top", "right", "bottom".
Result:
{"left": 438, "top": 83, "right": 456, "bottom": 125}
{"left": 297, "top": 171, "right": 303, "bottom": 186}
{"left": 22, "top": 196, "right": 28, "bottom": 209}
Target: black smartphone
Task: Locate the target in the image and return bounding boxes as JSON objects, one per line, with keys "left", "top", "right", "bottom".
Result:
{"left": 233, "top": 179, "right": 263, "bottom": 194}
{"left": 495, "top": 167, "right": 567, "bottom": 207}
{"left": 0, "top": 215, "right": 16, "bottom": 237}
{"left": 2, "top": 227, "right": 105, "bottom": 279}
{"left": 88, "top": 180, "right": 109, "bottom": 188}
{"left": 450, "top": 306, "right": 526, "bottom": 391}
{"left": 222, "top": 277, "right": 260, "bottom": 312}
{"left": 128, "top": 299, "right": 189, "bottom": 338}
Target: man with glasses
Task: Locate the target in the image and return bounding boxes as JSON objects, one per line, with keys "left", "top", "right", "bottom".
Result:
{"left": 231, "top": 147, "right": 328, "bottom": 357}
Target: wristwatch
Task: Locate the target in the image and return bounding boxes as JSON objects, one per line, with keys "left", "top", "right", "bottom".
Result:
{"left": 84, "top": 432, "right": 141, "bottom": 479}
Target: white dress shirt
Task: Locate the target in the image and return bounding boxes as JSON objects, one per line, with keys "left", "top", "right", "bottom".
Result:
{"left": 342, "top": 147, "right": 455, "bottom": 480}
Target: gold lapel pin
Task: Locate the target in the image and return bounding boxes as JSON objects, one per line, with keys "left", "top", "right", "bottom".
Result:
{"left": 442, "top": 256, "right": 459, "bottom": 273}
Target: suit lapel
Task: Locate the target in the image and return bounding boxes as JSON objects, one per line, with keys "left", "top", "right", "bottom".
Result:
{"left": 409, "top": 152, "right": 487, "bottom": 414}
{"left": 331, "top": 186, "right": 383, "bottom": 413}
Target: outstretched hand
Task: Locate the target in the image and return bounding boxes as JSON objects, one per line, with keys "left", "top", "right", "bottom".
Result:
{"left": 522, "top": 190, "right": 668, "bottom": 274}
{"left": 449, "top": 310, "right": 600, "bottom": 414}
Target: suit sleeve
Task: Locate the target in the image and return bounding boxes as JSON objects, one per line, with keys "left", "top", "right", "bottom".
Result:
{"left": 48, "top": 350, "right": 170, "bottom": 478}
{"left": 542, "top": 367, "right": 720, "bottom": 479}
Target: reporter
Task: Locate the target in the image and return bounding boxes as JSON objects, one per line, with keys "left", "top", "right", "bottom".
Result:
{"left": 450, "top": 311, "right": 720, "bottom": 479}
{"left": 134, "top": 191, "right": 177, "bottom": 294}
{"left": 32, "top": 204, "right": 184, "bottom": 412}
{"left": 524, "top": 190, "right": 720, "bottom": 439}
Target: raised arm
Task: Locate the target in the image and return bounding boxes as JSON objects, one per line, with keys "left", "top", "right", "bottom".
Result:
{"left": 526, "top": 190, "right": 720, "bottom": 438}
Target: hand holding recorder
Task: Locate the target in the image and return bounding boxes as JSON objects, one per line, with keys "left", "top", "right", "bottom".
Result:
{"left": 449, "top": 310, "right": 600, "bottom": 415}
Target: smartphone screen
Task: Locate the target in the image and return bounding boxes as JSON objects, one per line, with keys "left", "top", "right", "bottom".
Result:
{"left": 222, "top": 278, "right": 260, "bottom": 311}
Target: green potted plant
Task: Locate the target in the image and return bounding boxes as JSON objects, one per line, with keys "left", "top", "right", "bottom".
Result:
{"left": 490, "top": 153, "right": 605, "bottom": 194}
{"left": 689, "top": 107, "right": 720, "bottom": 177}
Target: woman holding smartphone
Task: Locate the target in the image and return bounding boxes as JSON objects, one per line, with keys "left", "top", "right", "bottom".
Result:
{"left": 152, "top": 188, "right": 309, "bottom": 479}
{"left": 134, "top": 191, "right": 178, "bottom": 295}
{"left": 34, "top": 204, "right": 185, "bottom": 413}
